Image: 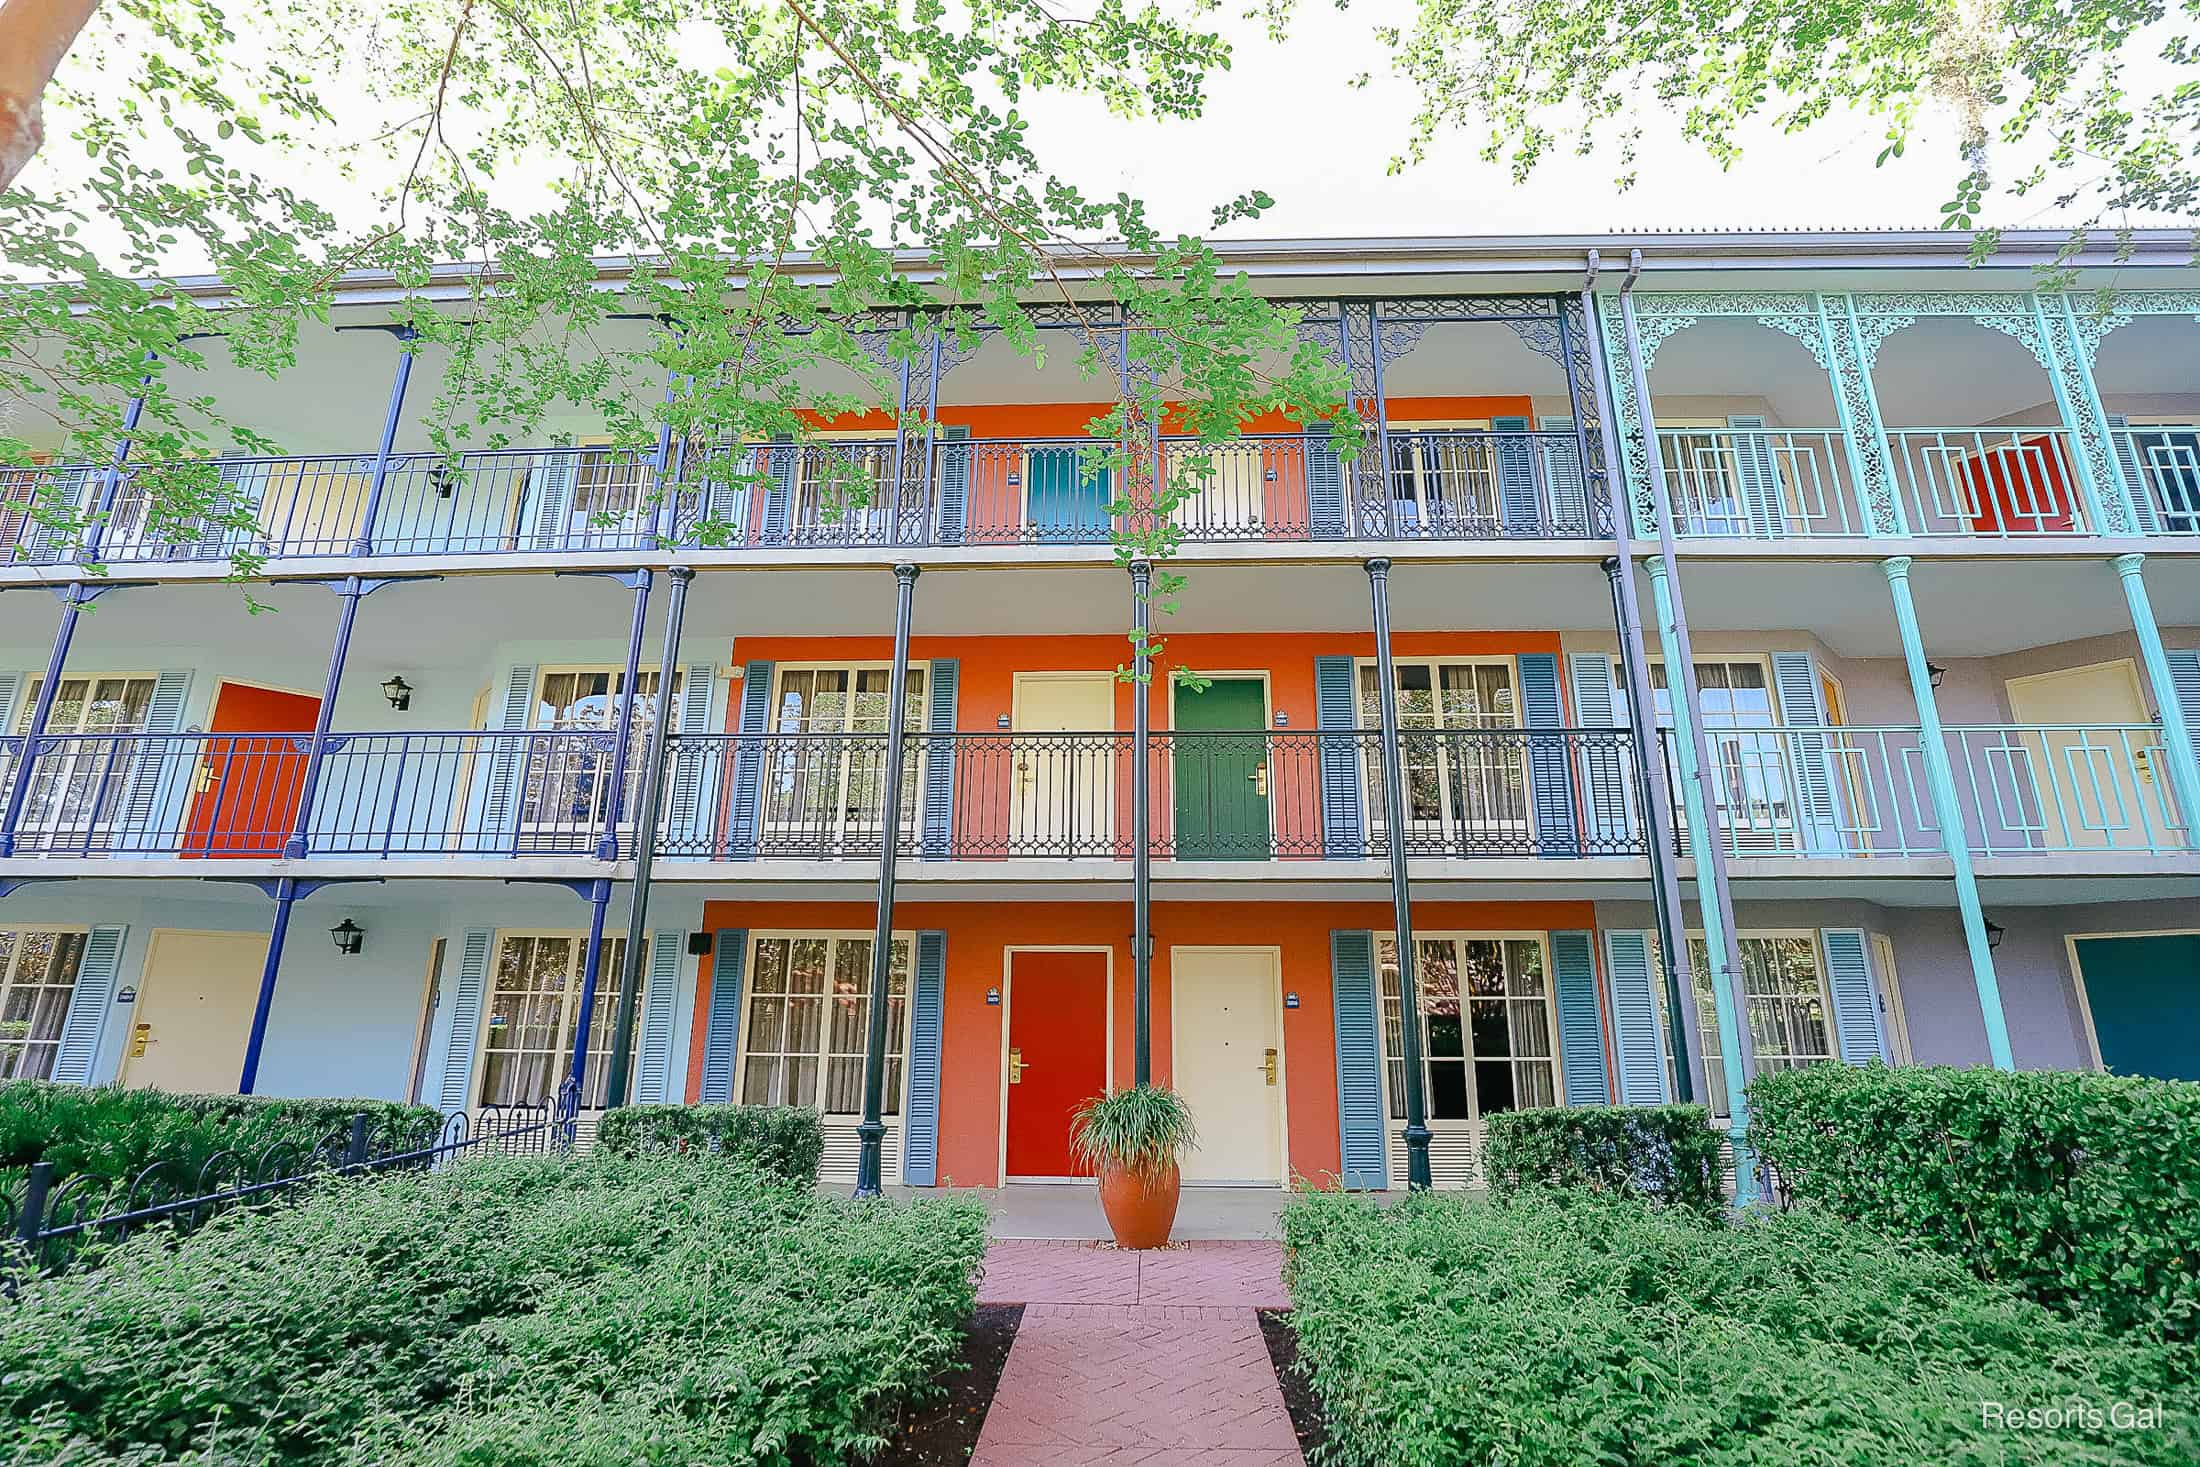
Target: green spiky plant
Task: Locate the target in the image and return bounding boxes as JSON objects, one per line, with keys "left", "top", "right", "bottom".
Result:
{"left": 1071, "top": 1085, "right": 1198, "bottom": 1179}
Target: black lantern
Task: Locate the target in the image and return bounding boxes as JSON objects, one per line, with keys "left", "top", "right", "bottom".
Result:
{"left": 381, "top": 675, "right": 413, "bottom": 711}
{"left": 1927, "top": 662, "right": 1947, "bottom": 689}
{"left": 330, "top": 919, "right": 366, "bottom": 956}
{"left": 1984, "top": 918, "right": 2005, "bottom": 951}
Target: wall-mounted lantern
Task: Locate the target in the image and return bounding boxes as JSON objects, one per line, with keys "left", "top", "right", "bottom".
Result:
{"left": 330, "top": 919, "right": 366, "bottom": 956}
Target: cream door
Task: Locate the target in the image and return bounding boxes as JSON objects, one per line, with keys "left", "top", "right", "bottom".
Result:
{"left": 1171, "top": 947, "right": 1283, "bottom": 1185}
{"left": 2005, "top": 661, "right": 2159, "bottom": 851}
{"left": 121, "top": 930, "right": 270, "bottom": 1093}
{"left": 1011, "top": 674, "right": 1115, "bottom": 852}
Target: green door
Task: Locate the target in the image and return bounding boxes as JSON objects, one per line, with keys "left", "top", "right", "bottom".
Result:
{"left": 1173, "top": 678, "right": 1270, "bottom": 860}
{"left": 2072, "top": 934, "right": 2200, "bottom": 1081}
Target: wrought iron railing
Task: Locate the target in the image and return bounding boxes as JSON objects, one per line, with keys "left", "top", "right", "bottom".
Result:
{"left": 1355, "top": 428, "right": 1601, "bottom": 539}
{"left": 1659, "top": 723, "right": 2192, "bottom": 859}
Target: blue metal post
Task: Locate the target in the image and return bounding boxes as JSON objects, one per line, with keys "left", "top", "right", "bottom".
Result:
{"left": 856, "top": 563, "right": 920, "bottom": 1197}
{"left": 84, "top": 364, "right": 154, "bottom": 560}
{"left": 284, "top": 578, "right": 369, "bottom": 859}
{"left": 566, "top": 877, "right": 615, "bottom": 1096}
{"left": 1366, "top": 557, "right": 1431, "bottom": 1190}
{"left": 238, "top": 876, "right": 299, "bottom": 1093}
{"left": 1881, "top": 555, "right": 2014, "bottom": 1068}
{"left": 0, "top": 585, "right": 95, "bottom": 857}
{"left": 2112, "top": 553, "right": 2200, "bottom": 853}
{"left": 599, "top": 571, "right": 654, "bottom": 861}
{"left": 354, "top": 328, "right": 417, "bottom": 556}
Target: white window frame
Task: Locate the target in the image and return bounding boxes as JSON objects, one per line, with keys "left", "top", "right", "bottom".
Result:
{"left": 735, "top": 929, "right": 916, "bottom": 1118}
{"left": 13, "top": 672, "right": 163, "bottom": 843}
{"left": 761, "top": 662, "right": 929, "bottom": 853}
{"left": 0, "top": 925, "right": 90, "bottom": 1082}
{"left": 1354, "top": 656, "right": 1525, "bottom": 850}
{"left": 1662, "top": 928, "right": 1838, "bottom": 1119}
{"left": 791, "top": 433, "right": 900, "bottom": 541}
{"left": 474, "top": 928, "right": 644, "bottom": 1112}
{"left": 518, "top": 664, "right": 683, "bottom": 841}
{"left": 1374, "top": 930, "right": 1561, "bottom": 1129}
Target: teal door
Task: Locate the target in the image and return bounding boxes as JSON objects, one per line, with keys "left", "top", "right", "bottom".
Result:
{"left": 1024, "top": 446, "right": 1112, "bottom": 542}
{"left": 2072, "top": 934, "right": 2200, "bottom": 1081}
{"left": 1173, "top": 679, "right": 1270, "bottom": 860}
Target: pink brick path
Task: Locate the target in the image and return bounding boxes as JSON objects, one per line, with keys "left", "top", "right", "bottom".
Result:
{"left": 972, "top": 1241, "right": 1303, "bottom": 1465}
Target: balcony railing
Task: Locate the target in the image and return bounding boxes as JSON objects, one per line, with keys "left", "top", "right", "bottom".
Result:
{"left": 1660, "top": 723, "right": 2192, "bottom": 859}
{"left": 1657, "top": 427, "right": 1871, "bottom": 538}
{"left": 2114, "top": 425, "right": 2200, "bottom": 535}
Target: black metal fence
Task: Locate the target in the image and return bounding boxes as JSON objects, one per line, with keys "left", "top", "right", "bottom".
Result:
{"left": 3, "top": 1083, "right": 577, "bottom": 1277}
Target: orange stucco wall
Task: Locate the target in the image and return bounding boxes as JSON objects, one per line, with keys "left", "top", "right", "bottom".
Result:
{"left": 803, "top": 396, "right": 1539, "bottom": 436}
{"left": 687, "top": 896, "right": 1596, "bottom": 1187}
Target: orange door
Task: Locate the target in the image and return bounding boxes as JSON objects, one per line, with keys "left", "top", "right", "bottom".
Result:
{"left": 1004, "top": 950, "right": 1110, "bottom": 1179}
{"left": 181, "top": 683, "right": 321, "bottom": 857}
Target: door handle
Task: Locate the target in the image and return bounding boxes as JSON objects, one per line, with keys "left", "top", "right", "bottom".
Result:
{"left": 1262, "top": 1047, "right": 1278, "bottom": 1086}
{"left": 1015, "top": 757, "right": 1033, "bottom": 794}
{"left": 1250, "top": 762, "right": 1268, "bottom": 797}
{"left": 193, "top": 763, "right": 213, "bottom": 794}
{"left": 1008, "top": 1047, "right": 1028, "bottom": 1084}
{"left": 130, "top": 1022, "right": 154, "bottom": 1057}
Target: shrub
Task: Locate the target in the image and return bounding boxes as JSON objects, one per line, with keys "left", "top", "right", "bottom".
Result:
{"left": 1481, "top": 1104, "right": 1724, "bottom": 1214}
{"left": 1748, "top": 1063, "right": 2200, "bottom": 1340}
{"left": 1282, "top": 1187, "right": 2200, "bottom": 1467}
{"left": 592, "top": 1103, "right": 824, "bottom": 1184}
{"left": 0, "top": 1151, "right": 989, "bottom": 1466}
{"left": 0, "top": 1080, "right": 442, "bottom": 1196}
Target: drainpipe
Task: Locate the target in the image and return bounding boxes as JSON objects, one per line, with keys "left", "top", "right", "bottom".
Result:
{"left": 604, "top": 565, "right": 695, "bottom": 1109}
{"left": 1581, "top": 253, "right": 1703, "bottom": 1105}
{"left": 1615, "top": 253, "right": 1759, "bottom": 1200}
{"left": 1365, "top": 557, "right": 1431, "bottom": 1191}
{"left": 856, "top": 563, "right": 920, "bottom": 1197}
{"left": 599, "top": 572, "right": 655, "bottom": 861}
{"left": 2111, "top": 554, "right": 2200, "bottom": 855}
{"left": 566, "top": 877, "right": 616, "bottom": 1097}
{"left": 1130, "top": 558, "right": 1154, "bottom": 1086}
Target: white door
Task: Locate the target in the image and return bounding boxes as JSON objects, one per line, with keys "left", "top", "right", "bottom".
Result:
{"left": 1011, "top": 674, "right": 1115, "bottom": 853}
{"left": 1171, "top": 947, "right": 1283, "bottom": 1184}
{"left": 2005, "top": 661, "right": 2160, "bottom": 851}
{"left": 122, "top": 930, "right": 270, "bottom": 1093}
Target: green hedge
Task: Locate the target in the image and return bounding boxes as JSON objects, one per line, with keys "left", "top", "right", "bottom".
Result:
{"left": 1481, "top": 1104, "right": 1725, "bottom": 1214}
{"left": 593, "top": 1103, "right": 824, "bottom": 1184}
{"left": 1282, "top": 1188, "right": 2200, "bottom": 1467}
{"left": 0, "top": 1151, "right": 989, "bottom": 1465}
{"left": 0, "top": 1080, "right": 442, "bottom": 1193}
{"left": 1748, "top": 1063, "right": 2200, "bottom": 1340}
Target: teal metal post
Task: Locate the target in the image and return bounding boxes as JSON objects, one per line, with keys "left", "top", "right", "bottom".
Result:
{"left": 2112, "top": 553, "right": 2200, "bottom": 852}
{"left": 1881, "top": 555, "right": 2014, "bottom": 1068}
{"left": 1641, "top": 557, "right": 1757, "bottom": 1199}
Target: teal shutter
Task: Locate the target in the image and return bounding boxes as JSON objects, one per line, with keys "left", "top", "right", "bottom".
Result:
{"left": 48, "top": 924, "right": 125, "bottom": 1085}
{"left": 2107, "top": 414, "right": 2158, "bottom": 532}
{"left": 1539, "top": 415, "right": 1591, "bottom": 534}
{"left": 1770, "top": 651, "right": 1843, "bottom": 855}
{"left": 2169, "top": 650, "right": 2200, "bottom": 774}
{"left": 1727, "top": 414, "right": 1787, "bottom": 539}
{"left": 728, "top": 661, "right": 775, "bottom": 858}
{"left": 1517, "top": 653, "right": 1578, "bottom": 858}
{"left": 699, "top": 929, "right": 747, "bottom": 1103}
{"left": 1315, "top": 656, "right": 1364, "bottom": 858}
{"left": 526, "top": 451, "right": 580, "bottom": 550}
{"left": 920, "top": 658, "right": 959, "bottom": 858}
{"left": 662, "top": 663, "right": 719, "bottom": 856}
{"left": 436, "top": 929, "right": 495, "bottom": 1113}
{"left": 1820, "top": 929, "right": 1888, "bottom": 1065}
{"left": 1306, "top": 422, "right": 1347, "bottom": 539}
{"left": 1493, "top": 415, "right": 1540, "bottom": 533}
{"left": 634, "top": 931, "right": 684, "bottom": 1103}
{"left": 1330, "top": 930, "right": 1386, "bottom": 1189}
{"left": 1601, "top": 929, "right": 1670, "bottom": 1104}
{"left": 934, "top": 424, "right": 971, "bottom": 545}
{"left": 478, "top": 665, "right": 538, "bottom": 854}
{"left": 902, "top": 930, "right": 947, "bottom": 1184}
{"left": 1566, "top": 653, "right": 1635, "bottom": 852}
{"left": 1549, "top": 931, "right": 1610, "bottom": 1105}
{"left": 115, "top": 669, "right": 192, "bottom": 850}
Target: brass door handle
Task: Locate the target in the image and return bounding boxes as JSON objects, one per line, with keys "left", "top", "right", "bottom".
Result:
{"left": 193, "top": 763, "right": 213, "bottom": 794}
{"left": 1250, "top": 762, "right": 1268, "bottom": 797}
{"left": 1008, "top": 1047, "right": 1028, "bottom": 1084}
{"left": 1262, "top": 1047, "right": 1278, "bottom": 1086}
{"left": 130, "top": 1022, "right": 154, "bottom": 1057}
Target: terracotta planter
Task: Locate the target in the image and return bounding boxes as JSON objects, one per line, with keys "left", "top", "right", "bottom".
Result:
{"left": 1096, "top": 1161, "right": 1181, "bottom": 1248}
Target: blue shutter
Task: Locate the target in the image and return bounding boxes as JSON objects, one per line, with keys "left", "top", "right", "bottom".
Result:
{"left": 1493, "top": 416, "right": 1541, "bottom": 533}
{"left": 1315, "top": 656, "right": 1364, "bottom": 858}
{"left": 1330, "top": 930, "right": 1386, "bottom": 1189}
{"left": 49, "top": 924, "right": 125, "bottom": 1085}
{"left": 1727, "top": 414, "right": 1787, "bottom": 539}
{"left": 1821, "top": 929, "right": 1889, "bottom": 1066}
{"left": 662, "top": 664, "right": 719, "bottom": 857}
{"left": 477, "top": 665, "right": 538, "bottom": 854}
{"left": 902, "top": 930, "right": 947, "bottom": 1184}
{"left": 921, "top": 658, "right": 959, "bottom": 858}
{"left": 116, "top": 669, "right": 192, "bottom": 851}
{"left": 1770, "top": 651, "right": 1843, "bottom": 856}
{"left": 1539, "top": 415, "right": 1591, "bottom": 534}
{"left": 526, "top": 451, "right": 580, "bottom": 550}
{"left": 728, "top": 661, "right": 774, "bottom": 858}
{"left": 22, "top": 466, "right": 91, "bottom": 561}
{"left": 761, "top": 440, "right": 797, "bottom": 542}
{"left": 699, "top": 929, "right": 747, "bottom": 1103}
{"left": 1602, "top": 929, "right": 1670, "bottom": 1104}
{"left": 2107, "top": 414, "right": 2158, "bottom": 533}
{"left": 0, "top": 673, "right": 23, "bottom": 749}
{"left": 2169, "top": 649, "right": 2200, "bottom": 774}
{"left": 1566, "top": 652, "right": 1635, "bottom": 852}
{"left": 1306, "top": 422, "right": 1347, "bottom": 540}
{"left": 437, "top": 929, "right": 495, "bottom": 1113}
{"left": 634, "top": 930, "right": 685, "bottom": 1103}
{"left": 934, "top": 425, "right": 971, "bottom": 545}
{"left": 1549, "top": 930, "right": 1610, "bottom": 1105}
{"left": 1517, "top": 653, "right": 1578, "bottom": 858}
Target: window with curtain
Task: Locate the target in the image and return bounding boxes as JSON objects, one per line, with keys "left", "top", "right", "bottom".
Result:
{"left": 1650, "top": 659, "right": 1792, "bottom": 845}
{"left": 739, "top": 933, "right": 910, "bottom": 1115}
{"left": 520, "top": 668, "right": 680, "bottom": 837}
{"left": 477, "top": 931, "right": 640, "bottom": 1110}
{"left": 1377, "top": 934, "right": 1554, "bottom": 1122}
{"left": 762, "top": 666, "right": 927, "bottom": 850}
{"left": 1357, "top": 660, "right": 1522, "bottom": 848}
{"left": 1656, "top": 933, "right": 1836, "bottom": 1117}
{"left": 0, "top": 928, "right": 88, "bottom": 1081}
{"left": 15, "top": 676, "right": 159, "bottom": 833}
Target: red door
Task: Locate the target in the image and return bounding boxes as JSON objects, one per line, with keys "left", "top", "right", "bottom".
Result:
{"left": 181, "top": 683, "right": 321, "bottom": 857}
{"left": 1005, "top": 950, "right": 1110, "bottom": 1178}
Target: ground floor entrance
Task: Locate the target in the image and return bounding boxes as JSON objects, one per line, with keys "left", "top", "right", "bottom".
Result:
{"left": 1003, "top": 948, "right": 1110, "bottom": 1180}
{"left": 2071, "top": 931, "right": 2200, "bottom": 1081}
{"left": 1171, "top": 946, "right": 1285, "bottom": 1184}
{"left": 120, "top": 929, "right": 268, "bottom": 1092}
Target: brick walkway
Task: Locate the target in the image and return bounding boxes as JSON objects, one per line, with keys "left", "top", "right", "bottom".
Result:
{"left": 973, "top": 1241, "right": 1302, "bottom": 1465}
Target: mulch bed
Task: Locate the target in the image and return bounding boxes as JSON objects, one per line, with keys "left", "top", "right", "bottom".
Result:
{"left": 1258, "top": 1308, "right": 1330, "bottom": 1458}
{"left": 875, "top": 1303, "right": 1025, "bottom": 1464}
